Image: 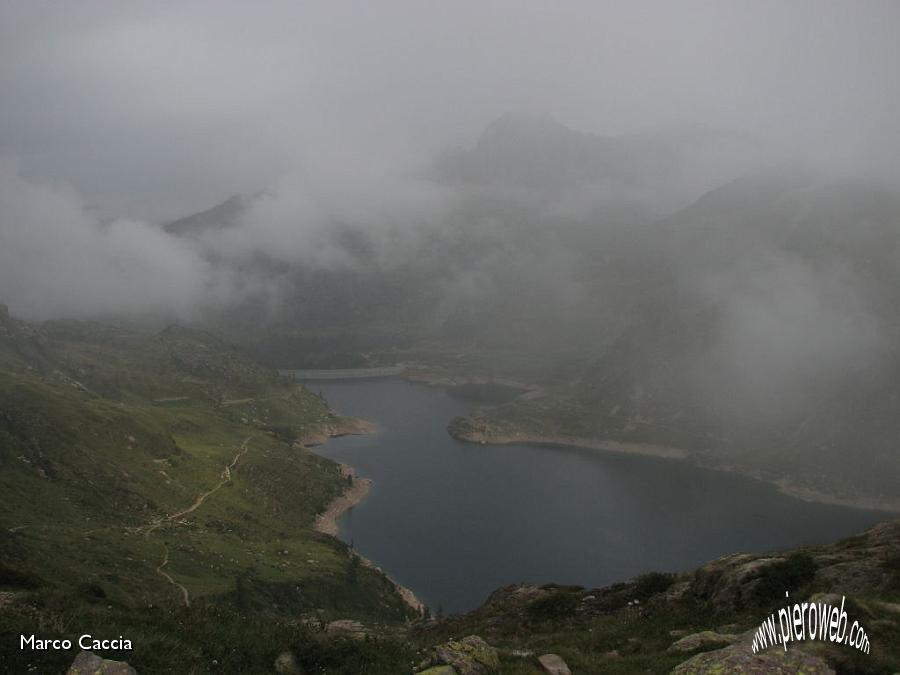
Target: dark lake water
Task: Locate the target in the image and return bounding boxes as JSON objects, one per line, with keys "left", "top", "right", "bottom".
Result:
{"left": 306, "top": 378, "right": 889, "bottom": 614}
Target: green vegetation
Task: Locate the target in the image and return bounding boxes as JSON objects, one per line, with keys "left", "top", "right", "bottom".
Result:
{"left": 751, "top": 553, "right": 817, "bottom": 605}
{"left": 0, "top": 314, "right": 413, "bottom": 673}
{"left": 2, "top": 310, "right": 899, "bottom": 673}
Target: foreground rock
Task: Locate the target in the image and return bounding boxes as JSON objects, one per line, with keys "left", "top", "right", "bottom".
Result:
{"left": 274, "top": 650, "right": 303, "bottom": 674}
{"left": 67, "top": 650, "right": 137, "bottom": 675}
{"left": 672, "top": 640, "right": 835, "bottom": 674}
{"left": 417, "top": 635, "right": 499, "bottom": 674}
{"left": 667, "top": 630, "right": 739, "bottom": 653}
{"left": 537, "top": 652, "right": 572, "bottom": 674}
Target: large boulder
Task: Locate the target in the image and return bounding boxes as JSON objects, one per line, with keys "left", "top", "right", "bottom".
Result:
{"left": 537, "top": 653, "right": 572, "bottom": 674}
{"left": 421, "top": 635, "right": 499, "bottom": 675}
{"left": 667, "top": 630, "right": 739, "bottom": 653}
{"left": 67, "top": 650, "right": 137, "bottom": 675}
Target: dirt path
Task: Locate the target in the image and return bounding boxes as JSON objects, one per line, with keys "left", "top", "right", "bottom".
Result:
{"left": 156, "top": 544, "right": 191, "bottom": 607}
{"left": 133, "top": 436, "right": 252, "bottom": 605}
{"left": 138, "top": 436, "right": 252, "bottom": 537}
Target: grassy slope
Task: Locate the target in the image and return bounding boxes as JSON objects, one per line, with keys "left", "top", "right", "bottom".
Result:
{"left": 3, "top": 312, "right": 898, "bottom": 673}
{"left": 0, "top": 315, "right": 414, "bottom": 673}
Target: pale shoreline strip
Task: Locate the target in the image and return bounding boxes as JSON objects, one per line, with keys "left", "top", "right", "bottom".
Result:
{"left": 453, "top": 429, "right": 900, "bottom": 513}
{"left": 311, "top": 460, "right": 426, "bottom": 613}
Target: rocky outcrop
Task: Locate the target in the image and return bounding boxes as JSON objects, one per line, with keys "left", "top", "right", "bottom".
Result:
{"left": 67, "top": 650, "right": 137, "bottom": 675}
{"left": 686, "top": 520, "right": 900, "bottom": 612}
{"left": 417, "top": 635, "right": 499, "bottom": 675}
{"left": 416, "top": 520, "right": 900, "bottom": 674}
{"left": 537, "top": 653, "right": 572, "bottom": 674}
{"left": 667, "top": 630, "right": 739, "bottom": 653}
{"left": 671, "top": 640, "right": 835, "bottom": 674}
{"left": 294, "top": 416, "right": 376, "bottom": 448}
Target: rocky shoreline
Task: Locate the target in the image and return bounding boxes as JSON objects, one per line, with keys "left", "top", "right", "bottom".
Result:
{"left": 447, "top": 415, "right": 690, "bottom": 460}
{"left": 296, "top": 416, "right": 376, "bottom": 447}
{"left": 306, "top": 419, "right": 426, "bottom": 614}
{"left": 314, "top": 465, "right": 371, "bottom": 537}
{"left": 448, "top": 416, "right": 900, "bottom": 514}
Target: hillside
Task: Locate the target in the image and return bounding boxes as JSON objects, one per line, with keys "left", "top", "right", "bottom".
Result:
{"left": 442, "top": 168, "right": 900, "bottom": 510}
{"left": 162, "top": 117, "right": 764, "bottom": 367}
{"left": 157, "top": 155, "right": 900, "bottom": 509}
{"left": 2, "top": 307, "right": 899, "bottom": 673}
{"left": 0, "top": 309, "right": 414, "bottom": 673}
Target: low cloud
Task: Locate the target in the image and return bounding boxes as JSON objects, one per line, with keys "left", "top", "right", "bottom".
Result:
{"left": 0, "top": 163, "right": 231, "bottom": 320}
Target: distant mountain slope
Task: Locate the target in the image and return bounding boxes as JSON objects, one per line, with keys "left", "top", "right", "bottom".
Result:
{"left": 155, "top": 116, "right": 765, "bottom": 366}
{"left": 154, "top": 126, "right": 900, "bottom": 509}
{"left": 163, "top": 193, "right": 248, "bottom": 237}
{"left": 447, "top": 167, "right": 900, "bottom": 508}
{"left": 436, "top": 114, "right": 759, "bottom": 192}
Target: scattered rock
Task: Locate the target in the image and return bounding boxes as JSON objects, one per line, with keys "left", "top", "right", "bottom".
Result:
{"left": 667, "top": 630, "right": 739, "bottom": 653}
{"left": 672, "top": 641, "right": 835, "bottom": 674}
{"left": 537, "top": 653, "right": 572, "bottom": 675}
{"left": 325, "top": 619, "right": 369, "bottom": 639}
{"left": 0, "top": 591, "right": 20, "bottom": 609}
{"left": 67, "top": 650, "right": 137, "bottom": 675}
{"left": 808, "top": 592, "right": 843, "bottom": 606}
{"left": 274, "top": 650, "right": 303, "bottom": 674}
{"left": 420, "top": 635, "right": 499, "bottom": 675}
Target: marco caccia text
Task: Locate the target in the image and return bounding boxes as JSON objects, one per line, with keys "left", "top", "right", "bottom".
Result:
{"left": 20, "top": 634, "right": 133, "bottom": 651}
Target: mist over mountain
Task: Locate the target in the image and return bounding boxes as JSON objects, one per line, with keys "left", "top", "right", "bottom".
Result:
{"left": 5, "top": 5, "right": 900, "bottom": 673}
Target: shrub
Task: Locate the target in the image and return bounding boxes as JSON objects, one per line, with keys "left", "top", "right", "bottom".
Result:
{"left": 633, "top": 572, "right": 675, "bottom": 600}
{"left": 526, "top": 592, "right": 579, "bottom": 621}
{"left": 752, "top": 553, "right": 817, "bottom": 604}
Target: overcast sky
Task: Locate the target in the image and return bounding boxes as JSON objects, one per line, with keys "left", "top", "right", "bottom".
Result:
{"left": 1, "top": 0, "right": 899, "bottom": 222}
